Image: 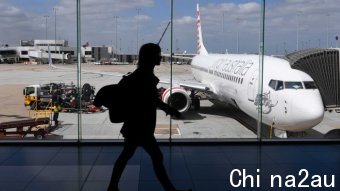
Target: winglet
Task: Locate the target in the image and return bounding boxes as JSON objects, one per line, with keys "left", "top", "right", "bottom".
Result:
{"left": 196, "top": 4, "right": 208, "bottom": 55}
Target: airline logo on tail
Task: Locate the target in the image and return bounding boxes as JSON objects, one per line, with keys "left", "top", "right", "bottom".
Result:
{"left": 196, "top": 4, "right": 208, "bottom": 55}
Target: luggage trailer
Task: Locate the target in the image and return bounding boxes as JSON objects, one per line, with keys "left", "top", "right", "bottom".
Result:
{"left": 0, "top": 118, "right": 50, "bottom": 140}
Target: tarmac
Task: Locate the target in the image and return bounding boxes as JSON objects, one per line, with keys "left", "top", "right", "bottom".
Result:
{"left": 0, "top": 63, "right": 339, "bottom": 140}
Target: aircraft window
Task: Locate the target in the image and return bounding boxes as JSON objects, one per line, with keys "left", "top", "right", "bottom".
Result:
{"left": 269, "top": 80, "right": 284, "bottom": 91}
{"left": 304, "top": 81, "right": 317, "bottom": 89}
{"left": 269, "top": 80, "right": 277, "bottom": 90}
{"left": 276, "top": 81, "right": 284, "bottom": 90}
{"left": 284, "top": 81, "right": 303, "bottom": 89}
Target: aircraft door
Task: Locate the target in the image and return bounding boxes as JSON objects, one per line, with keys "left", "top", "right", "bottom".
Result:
{"left": 273, "top": 83, "right": 290, "bottom": 128}
{"left": 247, "top": 70, "right": 258, "bottom": 102}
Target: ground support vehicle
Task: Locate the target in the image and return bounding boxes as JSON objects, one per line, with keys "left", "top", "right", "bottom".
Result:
{"left": 23, "top": 82, "right": 99, "bottom": 112}
{"left": 0, "top": 118, "right": 50, "bottom": 140}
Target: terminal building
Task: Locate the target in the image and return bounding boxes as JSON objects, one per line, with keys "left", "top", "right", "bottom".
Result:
{"left": 0, "top": 39, "right": 113, "bottom": 64}
{"left": 0, "top": 40, "right": 193, "bottom": 65}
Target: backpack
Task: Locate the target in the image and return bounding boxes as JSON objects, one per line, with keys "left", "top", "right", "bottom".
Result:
{"left": 93, "top": 84, "right": 126, "bottom": 123}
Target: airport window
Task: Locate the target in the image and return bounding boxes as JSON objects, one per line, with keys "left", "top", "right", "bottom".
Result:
{"left": 1, "top": 0, "right": 339, "bottom": 143}
{"left": 0, "top": 50, "right": 16, "bottom": 55}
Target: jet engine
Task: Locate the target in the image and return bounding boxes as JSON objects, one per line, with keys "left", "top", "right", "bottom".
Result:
{"left": 161, "top": 87, "right": 191, "bottom": 112}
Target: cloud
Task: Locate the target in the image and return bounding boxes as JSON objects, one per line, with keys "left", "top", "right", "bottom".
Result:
{"left": 0, "top": 3, "right": 45, "bottom": 44}
{"left": 238, "top": 3, "right": 260, "bottom": 14}
{"left": 55, "top": 0, "right": 154, "bottom": 16}
{"left": 174, "top": 16, "right": 195, "bottom": 25}
{"left": 134, "top": 15, "right": 151, "bottom": 22}
{"left": 1, "top": 0, "right": 340, "bottom": 54}
{"left": 51, "top": 0, "right": 156, "bottom": 47}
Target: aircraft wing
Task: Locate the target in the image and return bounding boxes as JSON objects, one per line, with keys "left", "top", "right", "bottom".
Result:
{"left": 51, "top": 59, "right": 212, "bottom": 92}
{"left": 83, "top": 70, "right": 123, "bottom": 77}
{"left": 159, "top": 79, "right": 212, "bottom": 92}
{"left": 177, "top": 81, "right": 211, "bottom": 92}
{"left": 161, "top": 53, "right": 195, "bottom": 61}
{"left": 50, "top": 63, "right": 123, "bottom": 78}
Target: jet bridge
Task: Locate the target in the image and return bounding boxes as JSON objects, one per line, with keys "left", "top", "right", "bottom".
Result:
{"left": 283, "top": 48, "right": 340, "bottom": 109}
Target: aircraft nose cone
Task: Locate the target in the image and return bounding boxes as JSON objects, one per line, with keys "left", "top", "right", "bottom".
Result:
{"left": 291, "top": 91, "right": 324, "bottom": 131}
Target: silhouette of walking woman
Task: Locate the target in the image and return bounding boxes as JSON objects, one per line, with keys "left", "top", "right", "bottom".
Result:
{"left": 107, "top": 43, "right": 191, "bottom": 191}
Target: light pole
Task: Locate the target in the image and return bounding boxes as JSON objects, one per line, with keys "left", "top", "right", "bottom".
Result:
{"left": 296, "top": 10, "right": 302, "bottom": 51}
{"left": 53, "top": 7, "right": 58, "bottom": 54}
{"left": 43, "top": 15, "right": 49, "bottom": 39}
{"left": 236, "top": 18, "right": 241, "bottom": 53}
{"left": 119, "top": 38, "right": 122, "bottom": 52}
{"left": 136, "top": 8, "right": 141, "bottom": 54}
{"left": 222, "top": 13, "right": 224, "bottom": 53}
{"left": 119, "top": 37, "right": 122, "bottom": 62}
{"left": 113, "top": 16, "right": 119, "bottom": 60}
{"left": 326, "top": 13, "right": 330, "bottom": 48}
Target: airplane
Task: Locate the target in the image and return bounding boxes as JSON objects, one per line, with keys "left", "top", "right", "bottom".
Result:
{"left": 50, "top": 4, "right": 325, "bottom": 138}
{"left": 159, "top": 4, "right": 324, "bottom": 137}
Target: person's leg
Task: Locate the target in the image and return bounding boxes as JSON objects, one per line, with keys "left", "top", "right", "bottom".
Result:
{"left": 107, "top": 139, "right": 137, "bottom": 191}
{"left": 53, "top": 112, "right": 59, "bottom": 125}
{"left": 142, "top": 137, "right": 176, "bottom": 191}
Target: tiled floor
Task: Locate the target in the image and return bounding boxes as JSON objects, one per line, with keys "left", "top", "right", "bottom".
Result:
{"left": 0, "top": 144, "right": 339, "bottom": 191}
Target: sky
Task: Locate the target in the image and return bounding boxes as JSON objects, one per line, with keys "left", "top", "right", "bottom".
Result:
{"left": 0, "top": 0, "right": 339, "bottom": 55}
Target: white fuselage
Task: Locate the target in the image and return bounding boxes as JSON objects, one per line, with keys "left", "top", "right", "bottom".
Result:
{"left": 191, "top": 54, "right": 324, "bottom": 132}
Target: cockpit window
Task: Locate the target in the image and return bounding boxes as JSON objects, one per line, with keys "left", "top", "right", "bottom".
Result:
{"left": 268, "top": 80, "right": 284, "bottom": 91}
{"left": 304, "top": 81, "right": 317, "bottom": 89}
{"left": 277, "top": 81, "right": 284, "bottom": 90}
{"left": 269, "top": 80, "right": 276, "bottom": 90}
{"left": 284, "top": 81, "right": 303, "bottom": 89}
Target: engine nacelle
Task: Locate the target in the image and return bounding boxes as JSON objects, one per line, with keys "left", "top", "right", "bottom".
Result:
{"left": 161, "top": 87, "right": 191, "bottom": 112}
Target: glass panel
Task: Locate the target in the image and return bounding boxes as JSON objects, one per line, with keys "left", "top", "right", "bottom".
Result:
{"left": 161, "top": 1, "right": 263, "bottom": 140}
{"left": 263, "top": 1, "right": 340, "bottom": 140}
{"left": 79, "top": 1, "right": 172, "bottom": 140}
{"left": 0, "top": 0, "right": 77, "bottom": 141}
{"left": 3, "top": 1, "right": 338, "bottom": 142}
